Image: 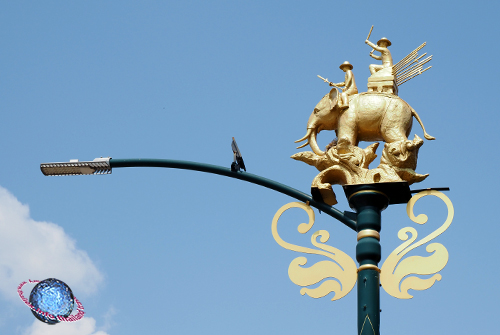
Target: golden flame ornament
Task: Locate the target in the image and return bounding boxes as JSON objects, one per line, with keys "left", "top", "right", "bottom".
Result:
{"left": 380, "top": 190, "right": 454, "bottom": 299}
{"left": 271, "top": 202, "right": 357, "bottom": 301}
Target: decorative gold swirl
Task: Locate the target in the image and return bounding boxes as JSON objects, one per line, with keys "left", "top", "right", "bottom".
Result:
{"left": 271, "top": 202, "right": 357, "bottom": 301}
{"left": 380, "top": 190, "right": 454, "bottom": 299}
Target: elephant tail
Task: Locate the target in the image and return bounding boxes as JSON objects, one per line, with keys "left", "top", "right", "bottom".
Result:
{"left": 410, "top": 107, "right": 435, "bottom": 140}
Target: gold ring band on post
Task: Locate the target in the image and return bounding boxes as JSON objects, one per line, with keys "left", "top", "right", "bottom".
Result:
{"left": 348, "top": 190, "right": 389, "bottom": 202}
{"left": 357, "top": 264, "right": 381, "bottom": 273}
{"left": 357, "top": 229, "right": 380, "bottom": 241}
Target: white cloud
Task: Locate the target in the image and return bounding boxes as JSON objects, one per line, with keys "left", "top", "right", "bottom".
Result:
{"left": 23, "top": 317, "right": 110, "bottom": 335}
{"left": 0, "top": 186, "right": 104, "bottom": 302}
{"left": 100, "top": 306, "right": 117, "bottom": 332}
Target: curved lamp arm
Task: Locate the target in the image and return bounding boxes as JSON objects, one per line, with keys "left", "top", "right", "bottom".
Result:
{"left": 40, "top": 157, "right": 356, "bottom": 230}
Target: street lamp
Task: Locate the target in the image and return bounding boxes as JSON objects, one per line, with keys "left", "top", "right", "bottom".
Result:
{"left": 40, "top": 155, "right": 453, "bottom": 335}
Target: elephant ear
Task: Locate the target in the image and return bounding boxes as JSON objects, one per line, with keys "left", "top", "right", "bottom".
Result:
{"left": 328, "top": 88, "right": 339, "bottom": 110}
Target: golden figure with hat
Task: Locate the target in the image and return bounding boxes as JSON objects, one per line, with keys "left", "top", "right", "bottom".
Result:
{"left": 330, "top": 61, "right": 358, "bottom": 110}
{"left": 366, "top": 37, "right": 393, "bottom": 75}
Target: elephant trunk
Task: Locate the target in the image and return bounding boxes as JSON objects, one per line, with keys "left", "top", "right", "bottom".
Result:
{"left": 308, "top": 128, "right": 325, "bottom": 156}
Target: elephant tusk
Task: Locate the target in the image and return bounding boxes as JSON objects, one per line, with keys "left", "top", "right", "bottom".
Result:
{"left": 296, "top": 141, "right": 309, "bottom": 149}
{"left": 295, "top": 128, "right": 313, "bottom": 143}
{"left": 308, "top": 129, "right": 325, "bottom": 156}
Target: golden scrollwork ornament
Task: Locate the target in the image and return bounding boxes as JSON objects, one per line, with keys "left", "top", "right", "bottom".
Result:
{"left": 380, "top": 190, "right": 454, "bottom": 299}
{"left": 271, "top": 202, "right": 357, "bottom": 301}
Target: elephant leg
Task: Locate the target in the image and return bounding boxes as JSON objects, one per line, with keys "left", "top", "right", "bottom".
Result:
{"left": 383, "top": 128, "right": 408, "bottom": 143}
{"left": 336, "top": 112, "right": 357, "bottom": 154}
{"left": 381, "top": 103, "right": 412, "bottom": 143}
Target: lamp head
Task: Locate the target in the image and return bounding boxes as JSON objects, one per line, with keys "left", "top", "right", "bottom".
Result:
{"left": 40, "top": 157, "right": 111, "bottom": 176}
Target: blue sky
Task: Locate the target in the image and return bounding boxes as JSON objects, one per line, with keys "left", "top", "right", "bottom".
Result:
{"left": 1, "top": 1, "right": 499, "bottom": 334}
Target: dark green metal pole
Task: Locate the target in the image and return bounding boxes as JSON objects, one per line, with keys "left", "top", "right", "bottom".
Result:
{"left": 347, "top": 186, "right": 390, "bottom": 335}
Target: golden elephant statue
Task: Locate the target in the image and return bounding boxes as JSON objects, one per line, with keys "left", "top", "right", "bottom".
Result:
{"left": 295, "top": 88, "right": 435, "bottom": 155}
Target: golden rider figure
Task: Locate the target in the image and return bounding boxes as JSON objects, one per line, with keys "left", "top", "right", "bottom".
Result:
{"left": 365, "top": 37, "right": 393, "bottom": 75}
{"left": 331, "top": 61, "right": 358, "bottom": 109}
